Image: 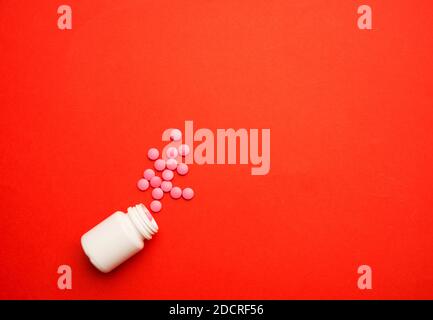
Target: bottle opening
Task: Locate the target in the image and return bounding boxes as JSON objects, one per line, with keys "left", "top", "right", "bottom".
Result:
{"left": 128, "top": 204, "right": 159, "bottom": 240}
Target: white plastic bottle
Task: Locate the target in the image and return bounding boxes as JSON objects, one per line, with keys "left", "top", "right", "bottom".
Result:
{"left": 81, "top": 203, "right": 158, "bottom": 273}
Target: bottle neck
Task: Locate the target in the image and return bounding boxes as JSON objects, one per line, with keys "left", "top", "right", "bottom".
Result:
{"left": 127, "top": 204, "right": 159, "bottom": 240}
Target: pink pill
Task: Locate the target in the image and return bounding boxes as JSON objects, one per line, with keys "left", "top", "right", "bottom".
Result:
{"left": 137, "top": 178, "right": 149, "bottom": 191}
{"left": 147, "top": 148, "right": 159, "bottom": 161}
{"left": 166, "top": 158, "right": 178, "bottom": 170}
{"left": 162, "top": 169, "right": 174, "bottom": 181}
{"left": 176, "top": 163, "right": 189, "bottom": 175}
{"left": 143, "top": 168, "right": 155, "bottom": 180}
{"left": 150, "top": 200, "right": 162, "bottom": 213}
{"left": 150, "top": 176, "right": 162, "bottom": 188}
{"left": 161, "top": 181, "right": 173, "bottom": 192}
{"left": 170, "top": 129, "right": 182, "bottom": 141}
{"left": 154, "top": 159, "right": 166, "bottom": 171}
{"left": 170, "top": 186, "right": 182, "bottom": 199}
{"left": 182, "top": 187, "right": 194, "bottom": 200}
{"left": 152, "top": 187, "right": 164, "bottom": 200}
{"left": 144, "top": 210, "right": 154, "bottom": 222}
{"left": 178, "top": 144, "right": 190, "bottom": 156}
{"left": 166, "top": 146, "right": 179, "bottom": 159}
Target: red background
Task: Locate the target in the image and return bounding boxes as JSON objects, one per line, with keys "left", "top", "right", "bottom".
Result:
{"left": 1, "top": 0, "right": 433, "bottom": 299}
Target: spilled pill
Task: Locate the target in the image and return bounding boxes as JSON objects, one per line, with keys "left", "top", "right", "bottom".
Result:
{"left": 170, "top": 186, "right": 182, "bottom": 199}
{"left": 162, "top": 169, "right": 174, "bottom": 181}
{"left": 154, "top": 159, "right": 166, "bottom": 171}
{"left": 176, "top": 163, "right": 189, "bottom": 175}
{"left": 166, "top": 147, "right": 178, "bottom": 159}
{"left": 143, "top": 169, "right": 155, "bottom": 180}
{"left": 139, "top": 137, "right": 195, "bottom": 208}
{"left": 178, "top": 144, "right": 190, "bottom": 157}
{"left": 170, "top": 129, "right": 182, "bottom": 141}
{"left": 147, "top": 148, "right": 159, "bottom": 161}
{"left": 152, "top": 188, "right": 164, "bottom": 200}
{"left": 150, "top": 200, "right": 162, "bottom": 213}
{"left": 166, "top": 158, "right": 178, "bottom": 170}
{"left": 161, "top": 181, "right": 173, "bottom": 192}
{"left": 150, "top": 176, "right": 162, "bottom": 188}
{"left": 182, "top": 187, "right": 194, "bottom": 200}
{"left": 137, "top": 178, "right": 149, "bottom": 191}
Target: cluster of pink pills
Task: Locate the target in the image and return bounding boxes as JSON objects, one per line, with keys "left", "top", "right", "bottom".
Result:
{"left": 137, "top": 129, "right": 194, "bottom": 213}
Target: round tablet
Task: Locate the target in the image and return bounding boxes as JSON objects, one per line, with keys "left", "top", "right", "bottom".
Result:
{"left": 161, "top": 181, "right": 173, "bottom": 192}
{"left": 150, "top": 176, "right": 162, "bottom": 188}
{"left": 166, "top": 158, "right": 178, "bottom": 170}
{"left": 166, "top": 147, "right": 179, "bottom": 159}
{"left": 162, "top": 169, "right": 174, "bottom": 181}
{"left": 178, "top": 144, "right": 190, "bottom": 156}
{"left": 170, "top": 186, "right": 182, "bottom": 199}
{"left": 176, "top": 163, "right": 189, "bottom": 175}
{"left": 137, "top": 178, "right": 149, "bottom": 191}
{"left": 147, "top": 148, "right": 159, "bottom": 161}
{"left": 150, "top": 200, "right": 162, "bottom": 213}
{"left": 170, "top": 129, "right": 182, "bottom": 141}
{"left": 154, "top": 159, "right": 166, "bottom": 171}
{"left": 182, "top": 187, "right": 194, "bottom": 200}
{"left": 143, "top": 168, "right": 155, "bottom": 180}
{"left": 152, "top": 188, "right": 164, "bottom": 200}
